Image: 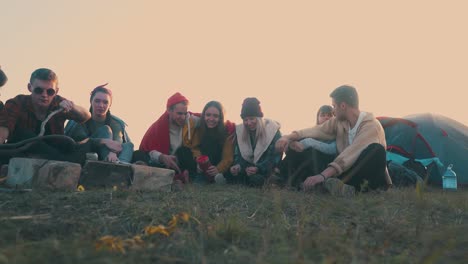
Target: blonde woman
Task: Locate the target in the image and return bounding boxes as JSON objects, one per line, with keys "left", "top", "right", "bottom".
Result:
{"left": 227, "top": 98, "right": 282, "bottom": 187}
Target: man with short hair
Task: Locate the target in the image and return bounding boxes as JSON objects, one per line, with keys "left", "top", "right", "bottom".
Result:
{"left": 137, "top": 92, "right": 199, "bottom": 176}
{"left": 0, "top": 68, "right": 90, "bottom": 143}
{"left": 276, "top": 85, "right": 392, "bottom": 194}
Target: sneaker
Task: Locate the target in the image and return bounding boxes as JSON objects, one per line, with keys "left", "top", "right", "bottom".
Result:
{"left": 214, "top": 173, "right": 226, "bottom": 184}
{"left": 323, "top": 178, "right": 355, "bottom": 197}
{"left": 86, "top": 152, "right": 98, "bottom": 161}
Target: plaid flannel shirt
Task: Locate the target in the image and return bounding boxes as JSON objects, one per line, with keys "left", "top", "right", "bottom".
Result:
{"left": 0, "top": 94, "right": 75, "bottom": 139}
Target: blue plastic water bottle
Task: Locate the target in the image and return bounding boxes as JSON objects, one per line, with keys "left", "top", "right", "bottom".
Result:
{"left": 442, "top": 164, "right": 457, "bottom": 190}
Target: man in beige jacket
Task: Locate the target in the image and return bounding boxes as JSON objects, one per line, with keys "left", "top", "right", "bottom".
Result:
{"left": 276, "top": 85, "right": 392, "bottom": 194}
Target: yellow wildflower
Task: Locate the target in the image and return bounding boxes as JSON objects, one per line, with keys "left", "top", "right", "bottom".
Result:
{"left": 167, "top": 215, "right": 178, "bottom": 232}
{"left": 144, "top": 225, "right": 170, "bottom": 236}
{"left": 132, "top": 235, "right": 144, "bottom": 245}
{"left": 123, "top": 235, "right": 145, "bottom": 249}
{"left": 77, "top": 185, "right": 85, "bottom": 192}
{"left": 178, "top": 212, "right": 190, "bottom": 222}
{"left": 95, "top": 212, "right": 198, "bottom": 253}
{"left": 95, "top": 235, "right": 125, "bottom": 253}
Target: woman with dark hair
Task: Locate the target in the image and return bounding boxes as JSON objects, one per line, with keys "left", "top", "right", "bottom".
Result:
{"left": 191, "top": 101, "right": 235, "bottom": 183}
{"left": 65, "top": 84, "right": 133, "bottom": 163}
{"left": 316, "top": 105, "right": 333, "bottom": 125}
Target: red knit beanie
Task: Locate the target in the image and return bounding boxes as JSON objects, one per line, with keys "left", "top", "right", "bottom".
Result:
{"left": 241, "top": 97, "right": 263, "bottom": 119}
{"left": 166, "top": 92, "right": 188, "bottom": 108}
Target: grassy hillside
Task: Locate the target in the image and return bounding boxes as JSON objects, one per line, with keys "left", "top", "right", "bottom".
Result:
{"left": 0, "top": 185, "right": 467, "bottom": 263}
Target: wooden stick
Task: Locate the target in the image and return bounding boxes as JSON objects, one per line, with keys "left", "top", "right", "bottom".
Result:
{"left": 1, "top": 214, "right": 51, "bottom": 220}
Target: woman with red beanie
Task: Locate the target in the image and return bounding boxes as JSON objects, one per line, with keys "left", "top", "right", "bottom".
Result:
{"left": 226, "top": 97, "right": 282, "bottom": 187}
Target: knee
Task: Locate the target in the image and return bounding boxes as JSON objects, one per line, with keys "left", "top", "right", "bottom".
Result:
{"left": 132, "top": 150, "right": 150, "bottom": 164}
{"left": 123, "top": 142, "right": 134, "bottom": 150}
{"left": 367, "top": 143, "right": 386, "bottom": 155}
{"left": 94, "top": 125, "right": 113, "bottom": 139}
{"left": 363, "top": 143, "right": 387, "bottom": 164}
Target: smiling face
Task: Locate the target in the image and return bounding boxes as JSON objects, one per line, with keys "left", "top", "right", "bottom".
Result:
{"left": 243, "top": 116, "right": 258, "bottom": 131}
{"left": 204, "top": 106, "right": 220, "bottom": 129}
{"left": 168, "top": 102, "right": 188, "bottom": 127}
{"left": 28, "top": 79, "right": 58, "bottom": 109}
{"left": 91, "top": 92, "right": 112, "bottom": 119}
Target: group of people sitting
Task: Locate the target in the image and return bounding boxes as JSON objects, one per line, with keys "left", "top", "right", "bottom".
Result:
{"left": 0, "top": 67, "right": 393, "bottom": 195}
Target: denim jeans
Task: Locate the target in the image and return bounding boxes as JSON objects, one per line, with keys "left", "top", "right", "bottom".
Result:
{"left": 90, "top": 125, "right": 134, "bottom": 162}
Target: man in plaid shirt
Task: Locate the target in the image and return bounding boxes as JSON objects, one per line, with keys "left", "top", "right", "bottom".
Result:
{"left": 0, "top": 68, "right": 89, "bottom": 143}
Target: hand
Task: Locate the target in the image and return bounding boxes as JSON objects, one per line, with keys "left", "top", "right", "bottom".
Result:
{"left": 206, "top": 165, "right": 219, "bottom": 177}
{"left": 302, "top": 175, "right": 325, "bottom": 191}
{"left": 59, "top": 99, "right": 75, "bottom": 113}
{"left": 289, "top": 141, "right": 304, "bottom": 152}
{"left": 275, "top": 137, "right": 289, "bottom": 152}
{"left": 230, "top": 164, "right": 241, "bottom": 176}
{"left": 245, "top": 166, "right": 258, "bottom": 176}
{"left": 106, "top": 152, "right": 119, "bottom": 163}
{"left": 160, "top": 154, "right": 180, "bottom": 173}
{"left": 0, "top": 127, "right": 8, "bottom": 144}
{"left": 101, "top": 139, "right": 122, "bottom": 153}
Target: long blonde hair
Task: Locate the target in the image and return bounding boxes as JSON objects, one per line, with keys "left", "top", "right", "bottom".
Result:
{"left": 241, "top": 117, "right": 265, "bottom": 146}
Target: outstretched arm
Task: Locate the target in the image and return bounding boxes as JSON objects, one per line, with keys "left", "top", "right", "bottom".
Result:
{"left": 59, "top": 100, "right": 91, "bottom": 124}
{"left": 275, "top": 131, "right": 300, "bottom": 153}
{"left": 299, "top": 138, "right": 337, "bottom": 155}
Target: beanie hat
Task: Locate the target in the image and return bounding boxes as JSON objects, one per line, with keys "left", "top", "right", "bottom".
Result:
{"left": 167, "top": 92, "right": 188, "bottom": 108}
{"left": 241, "top": 97, "right": 264, "bottom": 119}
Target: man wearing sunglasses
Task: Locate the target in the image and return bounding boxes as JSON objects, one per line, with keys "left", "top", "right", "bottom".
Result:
{"left": 0, "top": 68, "right": 90, "bottom": 147}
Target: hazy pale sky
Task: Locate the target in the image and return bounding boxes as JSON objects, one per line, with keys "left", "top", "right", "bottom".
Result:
{"left": 1, "top": 0, "right": 467, "bottom": 146}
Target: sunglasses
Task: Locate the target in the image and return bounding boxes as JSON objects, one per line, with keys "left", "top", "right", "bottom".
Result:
{"left": 33, "top": 87, "right": 56, "bottom": 96}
